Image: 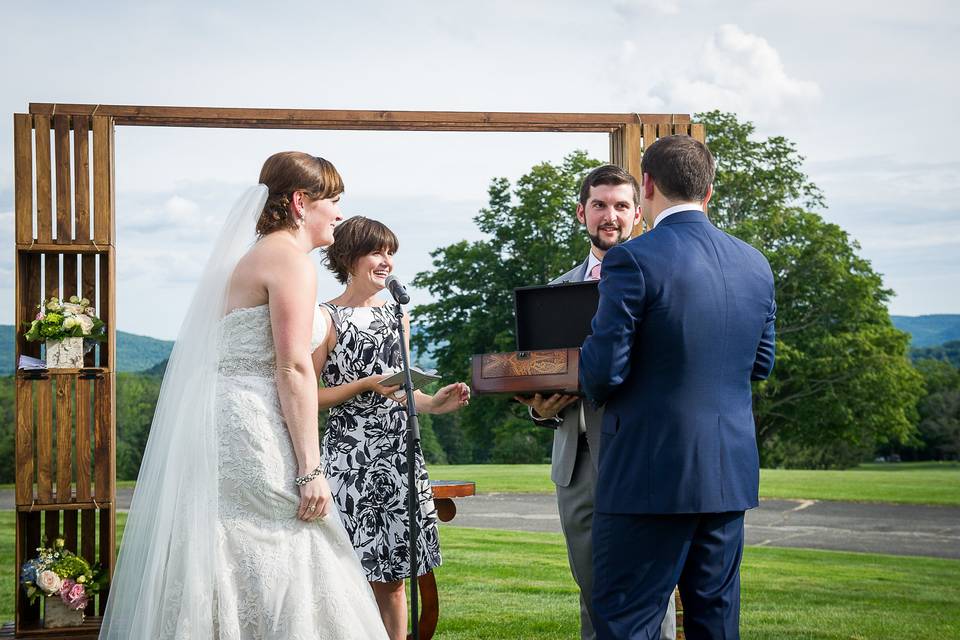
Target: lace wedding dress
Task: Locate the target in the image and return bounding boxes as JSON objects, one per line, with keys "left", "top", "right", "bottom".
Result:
{"left": 213, "top": 304, "right": 388, "bottom": 639}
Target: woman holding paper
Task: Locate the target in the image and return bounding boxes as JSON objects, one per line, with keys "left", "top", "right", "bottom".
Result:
{"left": 315, "top": 216, "right": 469, "bottom": 639}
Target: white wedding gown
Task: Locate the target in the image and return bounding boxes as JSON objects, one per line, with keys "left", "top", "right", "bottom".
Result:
{"left": 213, "top": 303, "right": 388, "bottom": 640}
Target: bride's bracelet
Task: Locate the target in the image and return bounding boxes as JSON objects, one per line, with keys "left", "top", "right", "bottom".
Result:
{"left": 295, "top": 465, "right": 324, "bottom": 487}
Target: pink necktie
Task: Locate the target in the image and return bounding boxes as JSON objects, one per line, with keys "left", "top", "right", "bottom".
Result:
{"left": 588, "top": 263, "right": 602, "bottom": 281}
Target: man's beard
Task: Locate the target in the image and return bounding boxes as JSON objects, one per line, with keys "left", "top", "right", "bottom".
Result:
{"left": 588, "top": 224, "right": 628, "bottom": 251}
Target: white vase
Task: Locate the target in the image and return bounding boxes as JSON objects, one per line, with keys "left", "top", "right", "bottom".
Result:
{"left": 43, "top": 595, "right": 85, "bottom": 628}
{"left": 45, "top": 337, "right": 84, "bottom": 368}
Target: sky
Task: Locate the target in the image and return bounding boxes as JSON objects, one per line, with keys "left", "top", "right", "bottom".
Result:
{"left": 1, "top": 0, "right": 958, "bottom": 339}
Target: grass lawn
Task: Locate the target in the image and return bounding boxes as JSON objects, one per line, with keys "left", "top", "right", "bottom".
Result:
{"left": 431, "top": 461, "right": 960, "bottom": 506}
{"left": 2, "top": 512, "right": 958, "bottom": 638}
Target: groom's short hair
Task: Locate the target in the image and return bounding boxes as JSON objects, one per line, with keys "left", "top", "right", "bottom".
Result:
{"left": 578, "top": 165, "right": 641, "bottom": 208}
{"left": 641, "top": 135, "right": 715, "bottom": 202}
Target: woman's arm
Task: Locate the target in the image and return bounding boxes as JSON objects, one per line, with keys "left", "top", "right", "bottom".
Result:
{"left": 403, "top": 313, "right": 471, "bottom": 414}
{"left": 266, "top": 250, "right": 329, "bottom": 521}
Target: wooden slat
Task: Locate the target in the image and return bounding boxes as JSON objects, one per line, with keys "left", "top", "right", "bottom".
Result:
{"left": 15, "top": 378, "right": 34, "bottom": 505}
{"left": 81, "top": 254, "right": 97, "bottom": 367}
{"left": 642, "top": 123, "right": 657, "bottom": 152}
{"left": 691, "top": 122, "right": 705, "bottom": 143}
{"left": 17, "top": 501, "right": 111, "bottom": 513}
{"left": 16, "top": 250, "right": 42, "bottom": 360}
{"left": 100, "top": 249, "right": 115, "bottom": 370}
{"left": 75, "top": 377, "right": 91, "bottom": 501}
{"left": 80, "top": 509, "right": 96, "bottom": 616}
{"left": 63, "top": 253, "right": 78, "bottom": 302}
{"left": 609, "top": 127, "right": 622, "bottom": 167}
{"left": 93, "top": 375, "right": 111, "bottom": 500}
{"left": 36, "top": 378, "right": 53, "bottom": 502}
{"left": 44, "top": 252, "right": 60, "bottom": 302}
{"left": 658, "top": 122, "right": 673, "bottom": 139}
{"left": 54, "top": 115, "right": 72, "bottom": 243}
{"left": 74, "top": 116, "right": 91, "bottom": 241}
{"left": 30, "top": 102, "right": 690, "bottom": 131}
{"left": 17, "top": 242, "right": 104, "bottom": 254}
{"left": 35, "top": 115, "right": 53, "bottom": 243}
{"left": 44, "top": 511, "right": 60, "bottom": 547}
{"left": 14, "top": 114, "right": 33, "bottom": 243}
{"left": 672, "top": 122, "right": 691, "bottom": 136}
{"left": 624, "top": 123, "right": 642, "bottom": 183}
{"left": 56, "top": 376, "right": 73, "bottom": 502}
{"left": 92, "top": 117, "right": 114, "bottom": 245}
{"left": 98, "top": 507, "right": 114, "bottom": 615}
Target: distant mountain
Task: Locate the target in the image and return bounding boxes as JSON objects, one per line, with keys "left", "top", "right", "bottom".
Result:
{"left": 891, "top": 315, "right": 960, "bottom": 348}
{"left": 1, "top": 325, "right": 174, "bottom": 375}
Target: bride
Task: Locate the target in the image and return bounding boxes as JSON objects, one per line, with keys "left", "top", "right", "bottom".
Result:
{"left": 99, "top": 152, "right": 388, "bottom": 639}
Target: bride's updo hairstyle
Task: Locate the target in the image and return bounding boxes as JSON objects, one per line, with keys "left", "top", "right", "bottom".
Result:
{"left": 256, "top": 151, "right": 344, "bottom": 237}
{"left": 323, "top": 216, "right": 399, "bottom": 285}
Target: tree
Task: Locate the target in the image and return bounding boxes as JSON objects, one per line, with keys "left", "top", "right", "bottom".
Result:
{"left": 699, "top": 111, "right": 924, "bottom": 467}
{"left": 412, "top": 151, "right": 602, "bottom": 463}
{"left": 903, "top": 360, "right": 960, "bottom": 460}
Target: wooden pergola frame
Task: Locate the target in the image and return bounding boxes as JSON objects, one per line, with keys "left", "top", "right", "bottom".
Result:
{"left": 10, "top": 103, "right": 703, "bottom": 639}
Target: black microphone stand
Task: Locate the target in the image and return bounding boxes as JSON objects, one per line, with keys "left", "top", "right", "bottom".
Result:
{"left": 393, "top": 302, "right": 421, "bottom": 639}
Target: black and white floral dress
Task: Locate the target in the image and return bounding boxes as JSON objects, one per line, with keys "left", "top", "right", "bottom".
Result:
{"left": 320, "top": 303, "right": 442, "bottom": 583}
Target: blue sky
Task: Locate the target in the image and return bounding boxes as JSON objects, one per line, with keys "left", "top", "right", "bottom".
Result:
{"left": 1, "top": 0, "right": 958, "bottom": 339}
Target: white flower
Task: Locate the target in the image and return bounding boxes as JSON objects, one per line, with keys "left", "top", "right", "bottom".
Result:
{"left": 77, "top": 314, "right": 94, "bottom": 334}
{"left": 69, "top": 295, "right": 79, "bottom": 304}
{"left": 37, "top": 570, "right": 62, "bottom": 595}
{"left": 63, "top": 303, "right": 85, "bottom": 316}
{"left": 80, "top": 297, "right": 90, "bottom": 307}
{"left": 62, "top": 317, "right": 80, "bottom": 330}
{"left": 85, "top": 307, "right": 96, "bottom": 317}
{"left": 45, "top": 301, "right": 62, "bottom": 312}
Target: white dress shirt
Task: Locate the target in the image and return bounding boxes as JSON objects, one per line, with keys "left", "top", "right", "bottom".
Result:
{"left": 653, "top": 203, "right": 704, "bottom": 228}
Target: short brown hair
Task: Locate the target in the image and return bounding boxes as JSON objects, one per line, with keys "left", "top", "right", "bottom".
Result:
{"left": 323, "top": 217, "right": 399, "bottom": 284}
{"left": 640, "top": 135, "right": 715, "bottom": 202}
{"left": 256, "top": 152, "right": 344, "bottom": 237}
{"left": 578, "top": 164, "right": 641, "bottom": 208}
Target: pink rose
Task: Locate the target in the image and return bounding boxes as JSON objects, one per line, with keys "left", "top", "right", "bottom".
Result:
{"left": 60, "top": 580, "right": 88, "bottom": 610}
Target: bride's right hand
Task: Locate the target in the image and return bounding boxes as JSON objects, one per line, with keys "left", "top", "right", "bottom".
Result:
{"left": 298, "top": 474, "right": 333, "bottom": 522}
{"left": 365, "top": 375, "right": 403, "bottom": 402}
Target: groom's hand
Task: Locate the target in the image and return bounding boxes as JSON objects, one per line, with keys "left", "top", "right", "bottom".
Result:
{"left": 514, "top": 393, "right": 578, "bottom": 420}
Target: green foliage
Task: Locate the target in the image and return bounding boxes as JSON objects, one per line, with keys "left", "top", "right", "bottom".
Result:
{"left": 699, "top": 110, "right": 825, "bottom": 229}
{"left": 115, "top": 371, "right": 165, "bottom": 481}
{"left": 901, "top": 359, "right": 960, "bottom": 460}
{"left": 699, "top": 111, "right": 925, "bottom": 468}
{"left": 912, "top": 339, "right": 960, "bottom": 368}
{"left": 411, "top": 151, "right": 603, "bottom": 463}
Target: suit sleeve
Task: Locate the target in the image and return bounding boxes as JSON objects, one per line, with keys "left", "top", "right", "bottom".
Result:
{"left": 751, "top": 294, "right": 777, "bottom": 381}
{"left": 579, "top": 245, "right": 646, "bottom": 405}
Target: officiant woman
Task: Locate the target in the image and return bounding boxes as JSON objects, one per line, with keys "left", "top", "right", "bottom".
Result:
{"left": 313, "top": 215, "right": 469, "bottom": 640}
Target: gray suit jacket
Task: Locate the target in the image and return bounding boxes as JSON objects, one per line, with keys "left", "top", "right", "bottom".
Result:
{"left": 536, "top": 258, "right": 603, "bottom": 487}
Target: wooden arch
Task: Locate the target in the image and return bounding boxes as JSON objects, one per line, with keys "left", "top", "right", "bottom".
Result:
{"left": 10, "top": 103, "right": 703, "bottom": 638}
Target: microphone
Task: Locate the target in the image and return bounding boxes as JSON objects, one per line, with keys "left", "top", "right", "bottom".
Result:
{"left": 385, "top": 275, "right": 411, "bottom": 305}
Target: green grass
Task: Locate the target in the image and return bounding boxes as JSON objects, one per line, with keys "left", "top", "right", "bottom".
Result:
{"left": 431, "top": 461, "right": 960, "bottom": 506}
{"left": 5, "top": 461, "right": 958, "bottom": 505}
{"left": 3, "top": 514, "right": 958, "bottom": 638}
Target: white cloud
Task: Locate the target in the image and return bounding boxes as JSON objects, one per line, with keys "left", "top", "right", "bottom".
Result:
{"left": 642, "top": 24, "right": 821, "bottom": 123}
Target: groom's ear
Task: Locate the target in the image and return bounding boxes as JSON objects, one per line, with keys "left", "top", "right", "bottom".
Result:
{"left": 642, "top": 173, "right": 656, "bottom": 200}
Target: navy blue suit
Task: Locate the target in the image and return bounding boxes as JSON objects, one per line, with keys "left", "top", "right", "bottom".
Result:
{"left": 579, "top": 210, "right": 775, "bottom": 639}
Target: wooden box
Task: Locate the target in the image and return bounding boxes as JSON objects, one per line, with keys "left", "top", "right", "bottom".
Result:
{"left": 472, "top": 348, "right": 581, "bottom": 395}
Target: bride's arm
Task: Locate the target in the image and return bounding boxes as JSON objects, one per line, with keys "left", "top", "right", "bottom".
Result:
{"left": 268, "top": 252, "right": 329, "bottom": 521}
{"left": 313, "top": 307, "right": 401, "bottom": 409}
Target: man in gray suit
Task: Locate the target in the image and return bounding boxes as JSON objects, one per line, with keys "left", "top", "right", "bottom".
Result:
{"left": 516, "top": 165, "right": 676, "bottom": 640}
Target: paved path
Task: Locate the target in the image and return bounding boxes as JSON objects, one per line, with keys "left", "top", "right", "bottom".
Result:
{"left": 5, "top": 490, "right": 958, "bottom": 559}
{"left": 441, "top": 493, "right": 960, "bottom": 560}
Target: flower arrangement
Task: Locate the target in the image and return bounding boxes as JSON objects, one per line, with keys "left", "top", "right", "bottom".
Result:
{"left": 23, "top": 296, "right": 104, "bottom": 343}
{"left": 20, "top": 538, "right": 106, "bottom": 612}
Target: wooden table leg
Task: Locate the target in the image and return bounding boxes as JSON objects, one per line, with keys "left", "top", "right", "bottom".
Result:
{"left": 407, "top": 570, "right": 439, "bottom": 640}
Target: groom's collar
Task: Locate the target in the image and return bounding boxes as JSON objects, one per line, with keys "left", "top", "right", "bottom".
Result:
{"left": 654, "top": 203, "right": 706, "bottom": 228}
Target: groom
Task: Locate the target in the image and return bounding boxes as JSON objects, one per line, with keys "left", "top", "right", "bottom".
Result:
{"left": 517, "top": 164, "right": 675, "bottom": 640}
{"left": 580, "top": 135, "right": 776, "bottom": 639}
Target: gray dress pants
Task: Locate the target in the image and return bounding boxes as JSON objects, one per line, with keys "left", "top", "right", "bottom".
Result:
{"left": 558, "top": 435, "right": 676, "bottom": 640}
